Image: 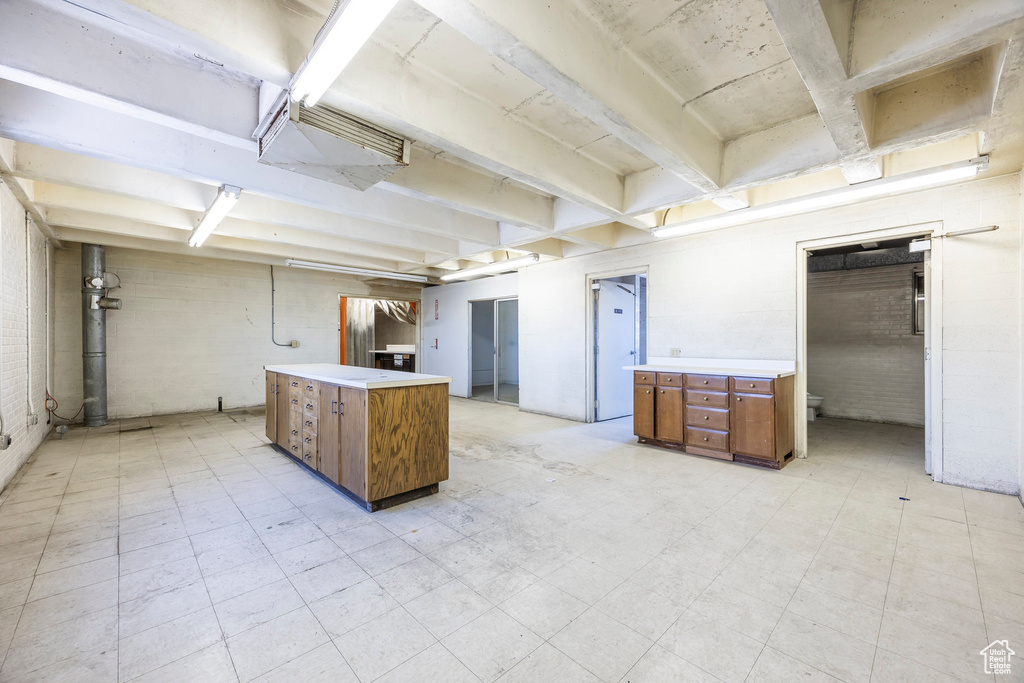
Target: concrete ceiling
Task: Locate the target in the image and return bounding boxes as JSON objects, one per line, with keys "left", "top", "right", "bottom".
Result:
{"left": 0, "top": 0, "right": 1021, "bottom": 282}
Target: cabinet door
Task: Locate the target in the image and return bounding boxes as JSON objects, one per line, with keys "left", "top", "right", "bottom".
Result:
{"left": 731, "top": 392, "right": 775, "bottom": 459}
{"left": 319, "top": 385, "right": 341, "bottom": 485}
{"left": 634, "top": 385, "right": 655, "bottom": 439}
{"left": 276, "top": 375, "right": 291, "bottom": 448}
{"left": 338, "top": 387, "right": 368, "bottom": 499}
{"left": 265, "top": 372, "right": 277, "bottom": 442}
{"left": 654, "top": 387, "right": 684, "bottom": 443}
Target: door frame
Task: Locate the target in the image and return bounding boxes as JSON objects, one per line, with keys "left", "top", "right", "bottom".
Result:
{"left": 585, "top": 267, "right": 649, "bottom": 423}
{"left": 467, "top": 296, "right": 519, "bottom": 405}
{"left": 795, "top": 221, "right": 943, "bottom": 480}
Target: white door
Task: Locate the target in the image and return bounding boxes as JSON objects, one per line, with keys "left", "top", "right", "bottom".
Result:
{"left": 595, "top": 281, "right": 637, "bottom": 420}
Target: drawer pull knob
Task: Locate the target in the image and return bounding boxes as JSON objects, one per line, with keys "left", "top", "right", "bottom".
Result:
{"left": 703, "top": 380, "right": 708, "bottom": 385}
{"left": 737, "top": 397, "right": 743, "bottom": 402}
{"left": 642, "top": 376, "right": 647, "bottom": 380}
{"left": 292, "top": 398, "right": 298, "bottom": 404}
{"left": 646, "top": 390, "right": 650, "bottom": 394}
{"left": 660, "top": 390, "right": 665, "bottom": 394}
{"left": 703, "top": 416, "right": 709, "bottom": 420}
{"left": 749, "top": 383, "right": 755, "bottom": 388}
{"left": 291, "top": 381, "right": 298, "bottom": 387}
{"left": 703, "top": 396, "right": 708, "bottom": 401}
{"left": 703, "top": 437, "right": 709, "bottom": 442}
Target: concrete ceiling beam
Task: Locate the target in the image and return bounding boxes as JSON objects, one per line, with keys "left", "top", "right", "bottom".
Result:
{"left": 415, "top": 0, "right": 721, "bottom": 193}
{"left": 0, "top": 82, "right": 500, "bottom": 246}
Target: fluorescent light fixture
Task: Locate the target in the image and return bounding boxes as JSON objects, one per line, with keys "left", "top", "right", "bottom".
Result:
{"left": 291, "top": 0, "right": 400, "bottom": 107}
{"left": 285, "top": 259, "right": 429, "bottom": 283}
{"left": 945, "top": 225, "right": 999, "bottom": 237}
{"left": 189, "top": 185, "right": 241, "bottom": 247}
{"left": 440, "top": 253, "right": 540, "bottom": 282}
{"left": 653, "top": 157, "right": 988, "bottom": 240}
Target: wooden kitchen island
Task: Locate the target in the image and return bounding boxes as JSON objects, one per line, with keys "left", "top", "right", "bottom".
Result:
{"left": 265, "top": 364, "right": 452, "bottom": 511}
{"left": 627, "top": 359, "right": 795, "bottom": 469}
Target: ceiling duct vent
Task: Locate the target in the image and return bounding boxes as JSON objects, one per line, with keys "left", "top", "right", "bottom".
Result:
{"left": 257, "top": 95, "right": 410, "bottom": 191}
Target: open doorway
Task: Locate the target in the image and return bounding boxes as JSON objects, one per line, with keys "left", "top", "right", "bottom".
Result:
{"left": 470, "top": 298, "right": 519, "bottom": 405}
{"left": 593, "top": 274, "right": 647, "bottom": 422}
{"left": 804, "top": 235, "right": 930, "bottom": 473}
{"left": 339, "top": 297, "right": 419, "bottom": 371}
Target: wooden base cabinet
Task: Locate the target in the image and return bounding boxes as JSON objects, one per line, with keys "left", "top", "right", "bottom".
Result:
{"left": 267, "top": 370, "right": 449, "bottom": 511}
{"left": 634, "top": 370, "right": 794, "bottom": 469}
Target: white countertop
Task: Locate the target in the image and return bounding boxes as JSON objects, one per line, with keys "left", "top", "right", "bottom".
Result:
{"left": 265, "top": 363, "right": 452, "bottom": 389}
{"left": 625, "top": 357, "right": 795, "bottom": 378}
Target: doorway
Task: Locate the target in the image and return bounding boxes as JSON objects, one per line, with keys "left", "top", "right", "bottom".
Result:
{"left": 593, "top": 274, "right": 647, "bottom": 421}
{"left": 339, "top": 297, "right": 419, "bottom": 371}
{"left": 470, "top": 298, "right": 519, "bottom": 405}
{"left": 796, "top": 222, "right": 942, "bottom": 479}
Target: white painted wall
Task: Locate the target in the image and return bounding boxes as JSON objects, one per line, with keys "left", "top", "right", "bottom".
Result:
{"left": 808, "top": 263, "right": 925, "bottom": 426}
{"left": 519, "top": 174, "right": 1023, "bottom": 495}
{"left": 0, "top": 180, "right": 53, "bottom": 492}
{"left": 420, "top": 273, "right": 518, "bottom": 397}
{"left": 53, "top": 247, "right": 420, "bottom": 420}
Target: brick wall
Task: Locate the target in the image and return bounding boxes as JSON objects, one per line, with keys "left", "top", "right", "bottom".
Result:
{"left": 0, "top": 181, "right": 52, "bottom": 493}
{"left": 519, "top": 173, "right": 1022, "bottom": 494}
{"left": 53, "top": 247, "right": 421, "bottom": 420}
{"left": 807, "top": 264, "right": 925, "bottom": 426}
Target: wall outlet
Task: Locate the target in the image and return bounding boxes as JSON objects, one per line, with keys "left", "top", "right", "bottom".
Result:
{"left": 290, "top": 340, "right": 300, "bottom": 348}
{"left": 0, "top": 434, "right": 10, "bottom": 450}
{"left": 670, "top": 348, "right": 682, "bottom": 358}
{"left": 27, "top": 414, "right": 38, "bottom": 426}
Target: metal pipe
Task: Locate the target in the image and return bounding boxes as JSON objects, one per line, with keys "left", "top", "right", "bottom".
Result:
{"left": 81, "top": 244, "right": 107, "bottom": 427}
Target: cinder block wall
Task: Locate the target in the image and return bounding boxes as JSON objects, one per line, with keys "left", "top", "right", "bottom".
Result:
{"left": 519, "top": 173, "right": 1022, "bottom": 494}
{"left": 807, "top": 264, "right": 925, "bottom": 426}
{"left": 0, "top": 181, "right": 53, "bottom": 492}
{"left": 52, "top": 247, "right": 421, "bottom": 420}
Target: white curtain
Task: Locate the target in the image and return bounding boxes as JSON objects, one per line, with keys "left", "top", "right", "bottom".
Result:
{"left": 346, "top": 298, "right": 376, "bottom": 368}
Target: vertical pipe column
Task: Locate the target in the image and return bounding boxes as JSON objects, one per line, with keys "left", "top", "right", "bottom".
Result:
{"left": 81, "top": 244, "right": 107, "bottom": 427}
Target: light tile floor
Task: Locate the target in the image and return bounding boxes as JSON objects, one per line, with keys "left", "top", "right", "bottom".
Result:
{"left": 0, "top": 404, "right": 1021, "bottom": 682}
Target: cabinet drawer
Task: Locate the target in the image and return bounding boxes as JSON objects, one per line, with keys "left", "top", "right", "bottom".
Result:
{"left": 287, "top": 438, "right": 302, "bottom": 458}
{"left": 302, "top": 433, "right": 317, "bottom": 453}
{"left": 686, "top": 390, "right": 729, "bottom": 409}
{"left": 656, "top": 372, "right": 682, "bottom": 387}
{"left": 685, "top": 374, "right": 728, "bottom": 391}
{"left": 686, "top": 406, "right": 729, "bottom": 431}
{"left": 634, "top": 371, "right": 655, "bottom": 386}
{"left": 686, "top": 427, "right": 729, "bottom": 452}
{"left": 731, "top": 377, "right": 774, "bottom": 394}
{"left": 302, "top": 414, "right": 318, "bottom": 434}
{"left": 303, "top": 380, "right": 320, "bottom": 397}
{"left": 302, "top": 399, "right": 319, "bottom": 418}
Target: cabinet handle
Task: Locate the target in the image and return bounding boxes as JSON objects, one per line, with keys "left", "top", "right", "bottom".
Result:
{"left": 737, "top": 397, "right": 743, "bottom": 402}
{"left": 645, "top": 390, "right": 650, "bottom": 394}
{"left": 331, "top": 400, "right": 338, "bottom": 415}
{"left": 703, "top": 415, "right": 709, "bottom": 420}
{"left": 749, "top": 383, "right": 755, "bottom": 388}
{"left": 703, "top": 380, "right": 708, "bottom": 385}
{"left": 703, "top": 396, "right": 708, "bottom": 401}
{"left": 642, "top": 376, "right": 647, "bottom": 380}
{"left": 660, "top": 390, "right": 664, "bottom": 394}
{"left": 291, "top": 381, "right": 298, "bottom": 387}
{"left": 703, "top": 437, "right": 709, "bottom": 442}
{"left": 291, "top": 398, "right": 298, "bottom": 404}
{"left": 292, "top": 429, "right": 298, "bottom": 436}
{"left": 306, "top": 403, "right": 314, "bottom": 411}
{"left": 339, "top": 402, "right": 345, "bottom": 416}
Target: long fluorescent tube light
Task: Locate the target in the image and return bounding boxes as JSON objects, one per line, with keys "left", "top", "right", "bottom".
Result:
{"left": 188, "top": 185, "right": 241, "bottom": 247}
{"left": 652, "top": 157, "right": 988, "bottom": 240}
{"left": 440, "top": 253, "right": 540, "bottom": 282}
{"left": 291, "top": 0, "right": 400, "bottom": 106}
{"left": 285, "top": 259, "right": 429, "bottom": 283}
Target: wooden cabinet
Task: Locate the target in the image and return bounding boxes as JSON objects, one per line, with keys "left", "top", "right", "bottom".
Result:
{"left": 319, "top": 385, "right": 341, "bottom": 485}
{"left": 265, "top": 368, "right": 449, "bottom": 511}
{"left": 633, "top": 369, "right": 795, "bottom": 469}
{"left": 265, "top": 372, "right": 278, "bottom": 442}
{"left": 654, "top": 386, "right": 684, "bottom": 443}
{"left": 633, "top": 385, "right": 655, "bottom": 439}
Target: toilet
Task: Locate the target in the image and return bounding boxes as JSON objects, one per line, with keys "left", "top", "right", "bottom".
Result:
{"left": 807, "top": 393, "right": 824, "bottom": 421}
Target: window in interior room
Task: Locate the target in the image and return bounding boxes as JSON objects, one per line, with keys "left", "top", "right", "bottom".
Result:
{"left": 913, "top": 270, "right": 925, "bottom": 335}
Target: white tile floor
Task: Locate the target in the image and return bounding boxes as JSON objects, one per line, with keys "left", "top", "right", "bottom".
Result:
{"left": 0, "top": 403, "right": 1021, "bottom": 682}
